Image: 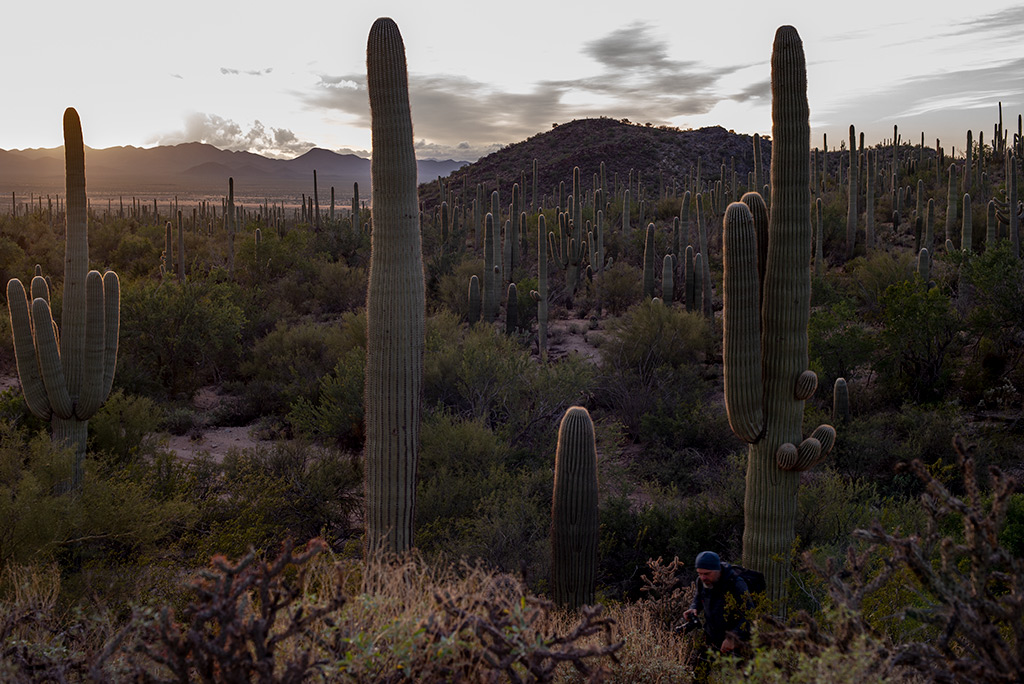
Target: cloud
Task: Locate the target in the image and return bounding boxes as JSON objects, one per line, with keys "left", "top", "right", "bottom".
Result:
{"left": 220, "top": 67, "right": 274, "bottom": 76}
{"left": 945, "top": 6, "right": 1024, "bottom": 42}
{"left": 170, "top": 73, "right": 183, "bottom": 80}
{"left": 300, "top": 22, "right": 747, "bottom": 160}
{"left": 815, "top": 56, "right": 1024, "bottom": 143}
{"left": 153, "top": 112, "right": 314, "bottom": 157}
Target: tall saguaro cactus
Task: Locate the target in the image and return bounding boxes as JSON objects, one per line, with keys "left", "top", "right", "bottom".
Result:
{"left": 721, "top": 27, "right": 835, "bottom": 605}
{"left": 364, "top": 17, "right": 425, "bottom": 555}
{"left": 7, "top": 107, "right": 120, "bottom": 492}
{"left": 551, "top": 405, "right": 599, "bottom": 609}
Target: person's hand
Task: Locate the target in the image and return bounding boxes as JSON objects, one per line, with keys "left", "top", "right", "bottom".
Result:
{"left": 720, "top": 635, "right": 736, "bottom": 653}
{"left": 682, "top": 608, "right": 696, "bottom": 621}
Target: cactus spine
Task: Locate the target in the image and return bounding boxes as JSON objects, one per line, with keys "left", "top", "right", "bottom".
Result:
{"left": 721, "top": 27, "right": 835, "bottom": 604}
{"left": 7, "top": 107, "right": 120, "bottom": 492}
{"left": 364, "top": 17, "right": 425, "bottom": 555}
{"left": 550, "top": 406, "right": 599, "bottom": 608}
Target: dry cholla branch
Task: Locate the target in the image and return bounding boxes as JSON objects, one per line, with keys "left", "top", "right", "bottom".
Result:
{"left": 426, "top": 589, "right": 624, "bottom": 683}
{"left": 794, "top": 435, "right": 1022, "bottom": 684}
{"left": 117, "top": 537, "right": 343, "bottom": 683}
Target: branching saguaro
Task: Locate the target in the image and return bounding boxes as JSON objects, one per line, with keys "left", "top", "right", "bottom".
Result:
{"left": 7, "top": 108, "right": 119, "bottom": 492}
{"left": 721, "top": 27, "right": 835, "bottom": 607}
{"left": 364, "top": 17, "right": 425, "bottom": 555}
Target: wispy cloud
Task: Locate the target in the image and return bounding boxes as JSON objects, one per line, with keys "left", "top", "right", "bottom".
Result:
{"left": 170, "top": 73, "right": 183, "bottom": 80}
{"left": 220, "top": 67, "right": 274, "bottom": 76}
{"left": 300, "top": 22, "right": 747, "bottom": 160}
{"left": 817, "top": 57, "right": 1024, "bottom": 135}
{"left": 153, "top": 112, "right": 314, "bottom": 157}
{"left": 944, "top": 6, "right": 1024, "bottom": 42}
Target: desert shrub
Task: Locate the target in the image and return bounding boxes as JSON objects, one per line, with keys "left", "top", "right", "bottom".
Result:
{"left": 288, "top": 346, "right": 365, "bottom": 449}
{"left": 88, "top": 390, "right": 162, "bottom": 469}
{"left": 1001, "top": 493, "right": 1024, "bottom": 559}
{"left": 597, "top": 301, "right": 708, "bottom": 439}
{"left": 434, "top": 256, "right": 483, "bottom": 319}
{"left": 117, "top": 278, "right": 248, "bottom": 399}
{"left": 843, "top": 250, "right": 915, "bottom": 313}
{"left": 830, "top": 403, "right": 965, "bottom": 496}
{"left": 309, "top": 259, "right": 367, "bottom": 316}
{"left": 183, "top": 443, "right": 362, "bottom": 559}
{"left": 876, "top": 278, "right": 961, "bottom": 403}
{"left": 794, "top": 469, "right": 877, "bottom": 554}
{"left": 599, "top": 261, "right": 643, "bottom": 315}
{"left": 423, "top": 312, "right": 592, "bottom": 456}
{"left": 808, "top": 298, "right": 875, "bottom": 394}
{"left": 240, "top": 319, "right": 356, "bottom": 414}
{"left": 416, "top": 411, "right": 510, "bottom": 524}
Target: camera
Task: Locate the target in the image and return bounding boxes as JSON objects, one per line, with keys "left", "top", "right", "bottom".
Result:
{"left": 674, "top": 617, "right": 702, "bottom": 635}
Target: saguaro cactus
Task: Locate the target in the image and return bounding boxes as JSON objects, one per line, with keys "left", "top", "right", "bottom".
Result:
{"left": 364, "top": 17, "right": 425, "bottom": 555}
{"left": 721, "top": 27, "right": 836, "bottom": 605}
{"left": 551, "top": 405, "right": 599, "bottom": 609}
{"left": 7, "top": 107, "right": 120, "bottom": 492}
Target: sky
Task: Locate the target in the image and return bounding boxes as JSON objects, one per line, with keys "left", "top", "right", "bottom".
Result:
{"left": 2, "top": 1, "right": 1022, "bottom": 162}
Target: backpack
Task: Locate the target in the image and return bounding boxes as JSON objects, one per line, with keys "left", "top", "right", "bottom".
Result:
{"left": 721, "top": 562, "right": 766, "bottom": 596}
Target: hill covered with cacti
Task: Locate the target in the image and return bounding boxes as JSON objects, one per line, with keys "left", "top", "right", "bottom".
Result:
{"left": 418, "top": 117, "right": 770, "bottom": 213}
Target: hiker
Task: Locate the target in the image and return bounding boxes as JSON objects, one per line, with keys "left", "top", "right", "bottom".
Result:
{"left": 681, "top": 551, "right": 754, "bottom": 654}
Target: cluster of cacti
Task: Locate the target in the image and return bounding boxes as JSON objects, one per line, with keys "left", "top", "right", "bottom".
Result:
{"left": 550, "top": 405, "right": 599, "bottom": 609}
{"left": 363, "top": 17, "right": 425, "bottom": 555}
{"left": 7, "top": 108, "right": 120, "bottom": 492}
{"left": 721, "top": 26, "right": 836, "bottom": 603}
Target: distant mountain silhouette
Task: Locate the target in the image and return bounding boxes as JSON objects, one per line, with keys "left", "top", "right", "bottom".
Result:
{"left": 0, "top": 143, "right": 469, "bottom": 203}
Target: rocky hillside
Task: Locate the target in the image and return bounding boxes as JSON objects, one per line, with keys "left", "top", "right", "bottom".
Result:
{"left": 418, "top": 117, "right": 770, "bottom": 211}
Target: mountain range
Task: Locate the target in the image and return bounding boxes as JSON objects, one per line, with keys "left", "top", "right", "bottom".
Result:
{"left": 0, "top": 143, "right": 468, "bottom": 204}
{"left": 1, "top": 118, "right": 770, "bottom": 210}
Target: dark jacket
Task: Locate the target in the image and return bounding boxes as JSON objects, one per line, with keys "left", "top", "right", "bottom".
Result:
{"left": 688, "top": 564, "right": 753, "bottom": 647}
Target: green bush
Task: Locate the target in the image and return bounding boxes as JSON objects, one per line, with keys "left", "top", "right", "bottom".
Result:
{"left": 117, "top": 278, "right": 248, "bottom": 399}
{"left": 89, "top": 390, "right": 162, "bottom": 469}
{"left": 876, "top": 277, "right": 961, "bottom": 403}
{"left": 288, "top": 346, "right": 365, "bottom": 449}
{"left": 599, "top": 261, "right": 643, "bottom": 315}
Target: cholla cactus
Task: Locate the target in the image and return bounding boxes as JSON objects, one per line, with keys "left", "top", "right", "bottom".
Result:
{"left": 7, "top": 108, "right": 120, "bottom": 492}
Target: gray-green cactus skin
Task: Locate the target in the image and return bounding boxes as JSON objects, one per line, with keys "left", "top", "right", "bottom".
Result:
{"left": 483, "top": 213, "right": 497, "bottom": 323}
{"left": 162, "top": 221, "right": 173, "bottom": 279}
{"left": 684, "top": 245, "right": 696, "bottom": 312}
{"left": 865, "top": 149, "right": 876, "bottom": 250}
{"left": 468, "top": 274, "right": 481, "bottom": 324}
{"left": 7, "top": 107, "right": 120, "bottom": 492}
{"left": 721, "top": 27, "right": 836, "bottom": 605}
{"left": 642, "top": 223, "right": 656, "bottom": 299}
{"left": 177, "top": 210, "right": 185, "bottom": 283}
{"left": 962, "top": 193, "right": 973, "bottom": 251}
{"left": 925, "top": 198, "right": 935, "bottom": 252}
{"left": 696, "top": 194, "right": 713, "bottom": 318}
{"left": 918, "top": 247, "right": 931, "bottom": 282}
{"left": 814, "top": 197, "right": 824, "bottom": 277}
{"left": 987, "top": 199, "right": 998, "bottom": 247}
{"left": 846, "top": 124, "right": 858, "bottom": 260}
{"left": 945, "top": 164, "right": 958, "bottom": 246}
{"left": 364, "top": 17, "right": 425, "bottom": 555}
{"left": 622, "top": 188, "right": 630, "bottom": 233}
{"left": 227, "top": 177, "right": 236, "bottom": 277}
{"left": 662, "top": 254, "right": 674, "bottom": 303}
{"left": 1011, "top": 159, "right": 1020, "bottom": 258}
{"left": 551, "top": 405, "right": 599, "bottom": 609}
{"left": 549, "top": 209, "right": 587, "bottom": 296}
{"left": 505, "top": 283, "right": 518, "bottom": 335}
{"left": 534, "top": 214, "right": 549, "bottom": 358}
{"left": 832, "top": 377, "right": 850, "bottom": 424}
